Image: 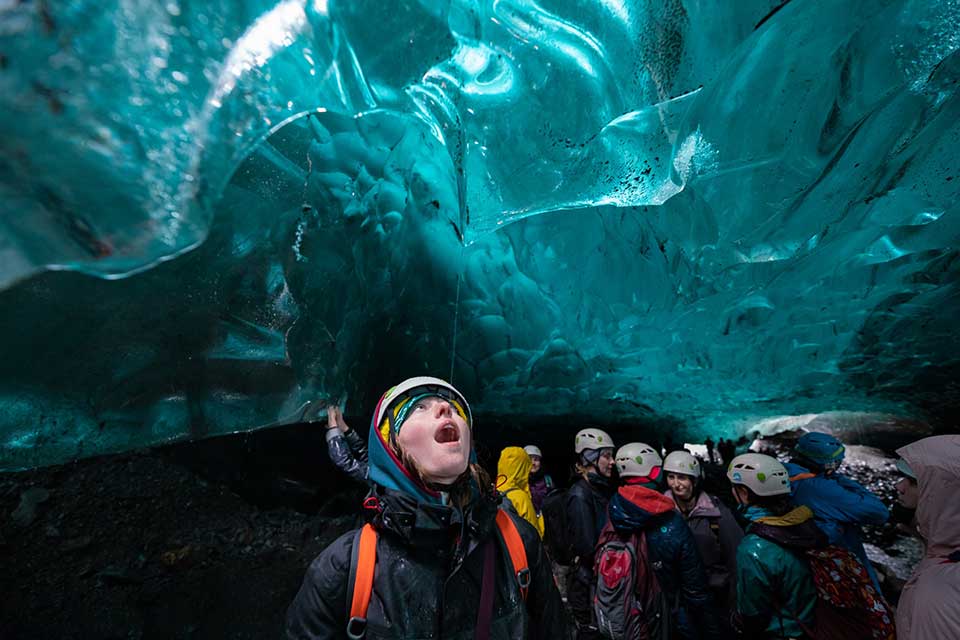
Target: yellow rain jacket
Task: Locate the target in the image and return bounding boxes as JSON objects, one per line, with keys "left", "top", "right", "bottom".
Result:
{"left": 497, "top": 447, "right": 544, "bottom": 537}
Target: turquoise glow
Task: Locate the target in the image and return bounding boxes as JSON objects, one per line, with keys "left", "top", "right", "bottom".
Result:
{"left": 1, "top": 0, "right": 958, "bottom": 468}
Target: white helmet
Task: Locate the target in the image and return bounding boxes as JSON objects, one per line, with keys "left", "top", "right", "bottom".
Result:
{"left": 615, "top": 442, "right": 662, "bottom": 478}
{"left": 727, "top": 453, "right": 790, "bottom": 496}
{"left": 663, "top": 450, "right": 701, "bottom": 478}
{"left": 575, "top": 428, "right": 615, "bottom": 453}
{"left": 373, "top": 376, "right": 471, "bottom": 431}
{"left": 523, "top": 445, "right": 542, "bottom": 458}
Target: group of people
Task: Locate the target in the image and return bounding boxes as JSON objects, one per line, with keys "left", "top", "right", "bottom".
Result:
{"left": 288, "top": 375, "right": 959, "bottom": 639}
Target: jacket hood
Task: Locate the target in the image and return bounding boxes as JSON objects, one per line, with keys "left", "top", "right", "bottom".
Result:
{"left": 745, "top": 505, "right": 827, "bottom": 550}
{"left": 367, "top": 411, "right": 445, "bottom": 505}
{"left": 609, "top": 485, "right": 677, "bottom": 532}
{"left": 497, "top": 446, "right": 531, "bottom": 492}
{"left": 897, "top": 435, "right": 960, "bottom": 556}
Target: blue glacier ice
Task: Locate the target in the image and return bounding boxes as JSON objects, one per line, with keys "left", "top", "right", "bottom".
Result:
{"left": 1, "top": 0, "right": 958, "bottom": 469}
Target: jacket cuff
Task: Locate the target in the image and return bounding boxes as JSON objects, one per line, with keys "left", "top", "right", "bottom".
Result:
{"left": 325, "top": 428, "right": 343, "bottom": 443}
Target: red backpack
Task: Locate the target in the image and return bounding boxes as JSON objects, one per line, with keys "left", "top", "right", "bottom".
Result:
{"left": 592, "top": 522, "right": 670, "bottom": 640}
{"left": 800, "top": 545, "right": 896, "bottom": 640}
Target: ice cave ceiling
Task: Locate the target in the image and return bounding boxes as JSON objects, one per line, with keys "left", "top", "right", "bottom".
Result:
{"left": 1, "top": 0, "right": 959, "bottom": 469}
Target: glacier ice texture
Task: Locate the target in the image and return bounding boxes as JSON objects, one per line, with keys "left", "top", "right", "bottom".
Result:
{"left": 1, "top": 0, "right": 959, "bottom": 469}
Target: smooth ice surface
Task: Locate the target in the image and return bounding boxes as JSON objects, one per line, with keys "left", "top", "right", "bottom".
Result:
{"left": 1, "top": 0, "right": 959, "bottom": 468}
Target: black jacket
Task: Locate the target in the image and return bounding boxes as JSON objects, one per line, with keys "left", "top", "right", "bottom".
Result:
{"left": 565, "top": 473, "right": 616, "bottom": 635}
{"left": 326, "top": 428, "right": 369, "bottom": 483}
{"left": 286, "top": 486, "right": 571, "bottom": 639}
{"left": 566, "top": 474, "right": 615, "bottom": 565}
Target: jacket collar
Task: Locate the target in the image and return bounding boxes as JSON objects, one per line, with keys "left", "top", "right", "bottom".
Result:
{"left": 665, "top": 489, "right": 719, "bottom": 518}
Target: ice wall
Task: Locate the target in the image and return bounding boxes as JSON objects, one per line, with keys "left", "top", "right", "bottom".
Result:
{"left": 1, "top": 0, "right": 958, "bottom": 468}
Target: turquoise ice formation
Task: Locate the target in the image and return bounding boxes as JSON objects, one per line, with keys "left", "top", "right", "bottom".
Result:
{"left": 1, "top": 0, "right": 959, "bottom": 468}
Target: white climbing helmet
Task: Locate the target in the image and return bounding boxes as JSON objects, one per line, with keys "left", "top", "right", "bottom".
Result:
{"left": 615, "top": 442, "right": 662, "bottom": 478}
{"left": 574, "top": 428, "right": 615, "bottom": 453}
{"left": 663, "top": 450, "right": 701, "bottom": 478}
{"left": 373, "top": 376, "right": 472, "bottom": 431}
{"left": 726, "top": 453, "right": 790, "bottom": 496}
{"left": 523, "top": 445, "right": 542, "bottom": 458}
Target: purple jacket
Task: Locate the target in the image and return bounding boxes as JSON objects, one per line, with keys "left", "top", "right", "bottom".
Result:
{"left": 528, "top": 471, "right": 554, "bottom": 513}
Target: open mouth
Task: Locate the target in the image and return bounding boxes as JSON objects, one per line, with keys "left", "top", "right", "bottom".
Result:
{"left": 434, "top": 423, "right": 461, "bottom": 444}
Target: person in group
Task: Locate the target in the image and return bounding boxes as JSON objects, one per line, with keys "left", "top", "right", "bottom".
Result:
{"left": 784, "top": 431, "right": 889, "bottom": 590}
{"left": 498, "top": 446, "right": 544, "bottom": 537}
{"left": 607, "top": 443, "right": 721, "bottom": 639}
{"left": 717, "top": 439, "right": 736, "bottom": 465}
{"left": 524, "top": 444, "right": 554, "bottom": 515}
{"left": 662, "top": 450, "right": 743, "bottom": 609}
{"left": 728, "top": 453, "right": 823, "bottom": 639}
{"left": 894, "top": 434, "right": 960, "bottom": 640}
{"left": 704, "top": 437, "right": 716, "bottom": 464}
{"left": 286, "top": 376, "right": 569, "bottom": 639}
{"left": 324, "top": 404, "right": 368, "bottom": 482}
{"left": 565, "top": 428, "right": 617, "bottom": 639}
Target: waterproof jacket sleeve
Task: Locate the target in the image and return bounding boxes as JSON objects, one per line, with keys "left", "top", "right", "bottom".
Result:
{"left": 326, "top": 429, "right": 368, "bottom": 483}
{"left": 510, "top": 511, "right": 575, "bottom": 640}
{"left": 342, "top": 428, "right": 368, "bottom": 461}
{"left": 672, "top": 515, "right": 722, "bottom": 639}
{"left": 715, "top": 499, "right": 744, "bottom": 601}
{"left": 285, "top": 532, "right": 353, "bottom": 640}
{"left": 808, "top": 474, "right": 889, "bottom": 526}
{"left": 734, "top": 538, "right": 775, "bottom": 634}
{"left": 506, "top": 489, "right": 544, "bottom": 538}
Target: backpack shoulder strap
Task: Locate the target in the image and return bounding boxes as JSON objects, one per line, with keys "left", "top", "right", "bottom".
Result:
{"left": 346, "top": 524, "right": 377, "bottom": 639}
{"left": 789, "top": 472, "right": 817, "bottom": 482}
{"left": 495, "top": 508, "right": 531, "bottom": 601}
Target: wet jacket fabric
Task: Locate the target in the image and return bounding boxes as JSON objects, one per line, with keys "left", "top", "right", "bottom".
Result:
{"left": 609, "top": 485, "right": 722, "bottom": 640}
{"left": 665, "top": 489, "right": 743, "bottom": 606}
{"left": 895, "top": 435, "right": 960, "bottom": 640}
{"left": 565, "top": 473, "right": 616, "bottom": 637}
{"left": 528, "top": 470, "right": 554, "bottom": 514}
{"left": 783, "top": 461, "right": 888, "bottom": 589}
{"left": 326, "top": 428, "right": 368, "bottom": 483}
{"left": 497, "top": 447, "right": 544, "bottom": 537}
{"left": 736, "top": 505, "right": 823, "bottom": 639}
{"left": 285, "top": 487, "right": 571, "bottom": 639}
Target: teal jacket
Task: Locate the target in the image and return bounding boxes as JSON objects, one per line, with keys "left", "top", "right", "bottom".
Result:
{"left": 736, "top": 505, "right": 824, "bottom": 639}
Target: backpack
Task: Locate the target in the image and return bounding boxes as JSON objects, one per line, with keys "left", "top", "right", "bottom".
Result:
{"left": 592, "top": 522, "right": 670, "bottom": 640}
{"left": 345, "top": 508, "right": 530, "bottom": 639}
{"left": 751, "top": 523, "right": 895, "bottom": 640}
{"left": 541, "top": 488, "right": 576, "bottom": 565}
{"left": 801, "top": 545, "right": 896, "bottom": 640}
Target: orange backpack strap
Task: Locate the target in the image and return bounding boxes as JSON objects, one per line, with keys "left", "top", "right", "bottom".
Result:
{"left": 346, "top": 524, "right": 377, "bottom": 639}
{"left": 495, "top": 508, "right": 531, "bottom": 601}
{"left": 790, "top": 472, "right": 817, "bottom": 482}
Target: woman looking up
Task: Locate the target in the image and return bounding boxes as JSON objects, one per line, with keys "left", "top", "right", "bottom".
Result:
{"left": 286, "top": 376, "right": 569, "bottom": 639}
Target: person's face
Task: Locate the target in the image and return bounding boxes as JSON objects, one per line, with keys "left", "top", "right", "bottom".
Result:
{"left": 667, "top": 472, "right": 695, "bottom": 501}
{"left": 596, "top": 449, "right": 614, "bottom": 477}
{"left": 731, "top": 485, "right": 750, "bottom": 506}
{"left": 896, "top": 477, "right": 919, "bottom": 510}
{"left": 529, "top": 455, "right": 542, "bottom": 473}
{"left": 396, "top": 395, "right": 471, "bottom": 485}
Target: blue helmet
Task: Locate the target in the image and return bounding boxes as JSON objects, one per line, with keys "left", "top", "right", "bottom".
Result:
{"left": 793, "top": 432, "right": 845, "bottom": 468}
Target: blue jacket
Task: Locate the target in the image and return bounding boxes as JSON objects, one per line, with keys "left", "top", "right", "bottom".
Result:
{"left": 609, "top": 484, "right": 721, "bottom": 640}
{"left": 783, "top": 461, "right": 888, "bottom": 589}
